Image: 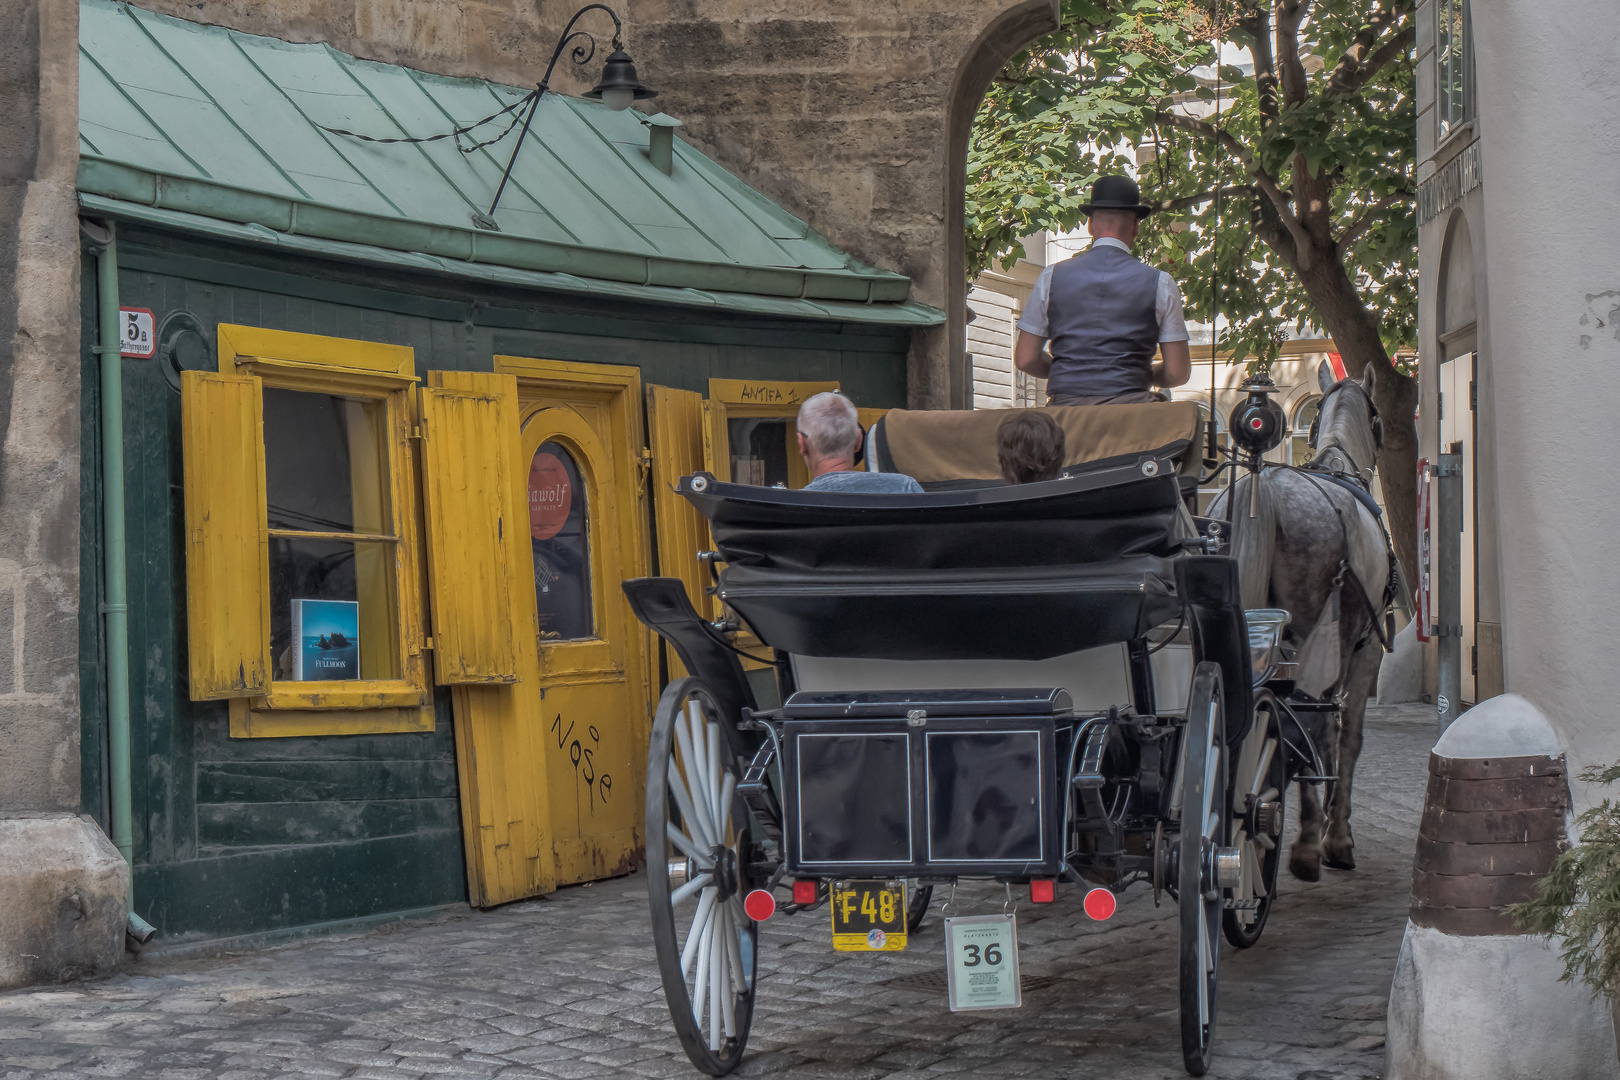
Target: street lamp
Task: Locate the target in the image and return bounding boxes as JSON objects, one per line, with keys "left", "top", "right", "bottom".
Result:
{"left": 475, "top": 3, "right": 655, "bottom": 230}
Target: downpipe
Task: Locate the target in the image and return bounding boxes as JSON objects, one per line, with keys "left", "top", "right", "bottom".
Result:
{"left": 87, "top": 219, "right": 155, "bottom": 945}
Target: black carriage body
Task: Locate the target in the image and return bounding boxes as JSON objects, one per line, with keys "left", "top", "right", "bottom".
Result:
{"left": 772, "top": 689, "right": 1069, "bottom": 879}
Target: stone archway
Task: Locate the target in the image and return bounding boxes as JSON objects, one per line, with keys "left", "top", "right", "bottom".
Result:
{"left": 934, "top": 1, "right": 1063, "bottom": 408}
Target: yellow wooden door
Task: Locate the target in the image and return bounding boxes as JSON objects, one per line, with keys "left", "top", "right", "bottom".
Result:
{"left": 499, "top": 357, "right": 652, "bottom": 886}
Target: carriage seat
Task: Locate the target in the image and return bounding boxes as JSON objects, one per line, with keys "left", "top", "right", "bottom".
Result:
{"left": 867, "top": 400, "right": 1203, "bottom": 491}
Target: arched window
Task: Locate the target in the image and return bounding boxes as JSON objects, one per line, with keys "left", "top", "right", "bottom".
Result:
{"left": 1289, "top": 396, "right": 1321, "bottom": 466}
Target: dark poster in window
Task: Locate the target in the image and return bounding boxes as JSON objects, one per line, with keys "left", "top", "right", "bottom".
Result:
{"left": 529, "top": 442, "right": 592, "bottom": 641}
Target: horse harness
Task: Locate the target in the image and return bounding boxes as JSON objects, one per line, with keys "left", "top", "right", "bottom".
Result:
{"left": 1225, "top": 377, "right": 1400, "bottom": 665}
{"left": 1300, "top": 379, "right": 1399, "bottom": 655}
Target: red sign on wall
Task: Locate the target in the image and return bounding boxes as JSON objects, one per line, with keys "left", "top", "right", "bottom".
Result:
{"left": 529, "top": 452, "right": 572, "bottom": 540}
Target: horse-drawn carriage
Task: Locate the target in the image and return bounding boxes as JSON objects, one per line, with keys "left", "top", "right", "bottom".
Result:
{"left": 624, "top": 400, "right": 1345, "bottom": 1077}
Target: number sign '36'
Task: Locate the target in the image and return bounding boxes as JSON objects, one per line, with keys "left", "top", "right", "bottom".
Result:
{"left": 944, "top": 913, "right": 1022, "bottom": 1011}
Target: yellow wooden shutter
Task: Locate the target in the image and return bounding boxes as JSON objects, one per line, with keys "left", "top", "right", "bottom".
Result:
{"left": 646, "top": 385, "right": 716, "bottom": 625}
{"left": 181, "top": 370, "right": 271, "bottom": 700}
{"left": 418, "top": 372, "right": 521, "bottom": 684}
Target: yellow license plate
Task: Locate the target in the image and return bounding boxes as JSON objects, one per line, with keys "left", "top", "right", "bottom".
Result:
{"left": 830, "top": 879, "right": 907, "bottom": 951}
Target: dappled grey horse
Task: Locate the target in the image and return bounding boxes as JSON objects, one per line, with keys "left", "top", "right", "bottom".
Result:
{"left": 1211, "top": 361, "right": 1394, "bottom": 880}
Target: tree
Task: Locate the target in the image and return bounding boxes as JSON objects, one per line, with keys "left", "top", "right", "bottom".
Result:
{"left": 967, "top": 0, "right": 1420, "bottom": 585}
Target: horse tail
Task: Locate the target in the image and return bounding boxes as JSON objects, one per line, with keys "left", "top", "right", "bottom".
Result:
{"left": 1227, "top": 470, "right": 1277, "bottom": 610}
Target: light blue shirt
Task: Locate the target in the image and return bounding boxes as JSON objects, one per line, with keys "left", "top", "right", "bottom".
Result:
{"left": 802, "top": 470, "right": 924, "bottom": 494}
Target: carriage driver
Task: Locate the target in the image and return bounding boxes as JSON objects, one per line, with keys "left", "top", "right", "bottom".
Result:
{"left": 1014, "top": 175, "right": 1193, "bottom": 405}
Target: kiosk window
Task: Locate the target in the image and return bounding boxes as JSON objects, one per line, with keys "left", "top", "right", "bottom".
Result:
{"left": 728, "top": 417, "right": 791, "bottom": 488}
{"left": 530, "top": 441, "right": 593, "bottom": 641}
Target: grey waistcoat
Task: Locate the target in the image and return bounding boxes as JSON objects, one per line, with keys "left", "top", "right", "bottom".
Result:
{"left": 1044, "top": 245, "right": 1162, "bottom": 399}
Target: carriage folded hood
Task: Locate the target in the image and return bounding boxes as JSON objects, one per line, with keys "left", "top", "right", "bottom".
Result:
{"left": 678, "top": 467, "right": 1190, "bottom": 572}
{"left": 716, "top": 559, "right": 1179, "bottom": 661}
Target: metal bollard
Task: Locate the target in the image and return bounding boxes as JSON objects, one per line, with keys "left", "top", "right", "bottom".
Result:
{"left": 1434, "top": 450, "right": 1463, "bottom": 734}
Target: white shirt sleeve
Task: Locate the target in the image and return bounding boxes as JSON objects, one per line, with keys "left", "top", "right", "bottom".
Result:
{"left": 1157, "top": 272, "right": 1189, "bottom": 343}
{"left": 1016, "top": 265, "right": 1056, "bottom": 337}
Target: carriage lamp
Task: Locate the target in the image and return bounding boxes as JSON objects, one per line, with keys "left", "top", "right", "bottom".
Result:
{"left": 1228, "top": 371, "right": 1287, "bottom": 462}
{"left": 1083, "top": 887, "right": 1118, "bottom": 921}
{"left": 744, "top": 888, "right": 777, "bottom": 922}
{"left": 792, "top": 879, "right": 818, "bottom": 905}
{"left": 1030, "top": 879, "right": 1056, "bottom": 904}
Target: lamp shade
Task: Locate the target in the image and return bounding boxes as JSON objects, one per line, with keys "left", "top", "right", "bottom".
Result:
{"left": 585, "top": 49, "right": 657, "bottom": 111}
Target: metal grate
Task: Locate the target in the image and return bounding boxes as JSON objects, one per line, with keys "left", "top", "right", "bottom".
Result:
{"left": 882, "top": 971, "right": 1060, "bottom": 994}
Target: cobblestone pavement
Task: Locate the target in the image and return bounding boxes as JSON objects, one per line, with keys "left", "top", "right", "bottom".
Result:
{"left": 1, "top": 704, "right": 1436, "bottom": 1080}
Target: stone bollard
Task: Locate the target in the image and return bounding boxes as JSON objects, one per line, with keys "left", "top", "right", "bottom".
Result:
{"left": 1385, "top": 694, "right": 1618, "bottom": 1079}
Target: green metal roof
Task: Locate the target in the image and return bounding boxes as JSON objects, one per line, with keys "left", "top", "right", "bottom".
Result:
{"left": 77, "top": 0, "right": 942, "bottom": 326}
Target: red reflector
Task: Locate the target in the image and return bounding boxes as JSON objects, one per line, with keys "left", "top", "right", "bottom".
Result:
{"left": 1029, "top": 879, "right": 1056, "bottom": 904}
{"left": 792, "top": 879, "right": 817, "bottom": 905}
{"left": 1084, "top": 887, "right": 1117, "bottom": 921}
{"left": 743, "top": 888, "right": 777, "bottom": 922}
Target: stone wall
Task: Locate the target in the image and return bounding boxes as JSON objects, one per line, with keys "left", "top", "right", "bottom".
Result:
{"left": 1, "top": 0, "right": 129, "bottom": 991}
{"left": 111, "top": 0, "right": 1061, "bottom": 406}
{"left": 0, "top": 0, "right": 84, "bottom": 815}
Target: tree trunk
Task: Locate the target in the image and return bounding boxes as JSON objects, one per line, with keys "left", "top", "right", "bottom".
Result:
{"left": 1293, "top": 251, "right": 1422, "bottom": 599}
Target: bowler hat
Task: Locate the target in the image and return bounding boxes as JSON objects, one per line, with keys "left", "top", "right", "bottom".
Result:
{"left": 1078, "top": 175, "right": 1155, "bottom": 218}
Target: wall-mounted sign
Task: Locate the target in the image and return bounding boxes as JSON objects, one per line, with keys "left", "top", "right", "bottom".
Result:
{"left": 119, "top": 307, "right": 156, "bottom": 358}
{"left": 1416, "top": 457, "right": 1431, "bottom": 643}
{"left": 1416, "top": 141, "right": 1481, "bottom": 228}
{"left": 529, "top": 450, "right": 572, "bottom": 541}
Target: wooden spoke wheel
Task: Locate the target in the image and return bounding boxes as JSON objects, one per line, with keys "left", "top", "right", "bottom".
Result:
{"left": 646, "top": 678, "right": 758, "bottom": 1076}
{"left": 1224, "top": 698, "right": 1287, "bottom": 949}
{"left": 1179, "top": 662, "right": 1229, "bottom": 1077}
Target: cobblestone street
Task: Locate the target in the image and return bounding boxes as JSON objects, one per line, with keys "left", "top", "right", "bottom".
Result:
{"left": 0, "top": 705, "right": 1434, "bottom": 1080}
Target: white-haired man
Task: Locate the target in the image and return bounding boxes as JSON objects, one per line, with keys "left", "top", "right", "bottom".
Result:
{"left": 795, "top": 392, "right": 922, "bottom": 493}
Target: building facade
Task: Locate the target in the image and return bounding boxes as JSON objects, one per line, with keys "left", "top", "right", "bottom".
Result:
{"left": 1414, "top": 0, "right": 1620, "bottom": 799}
{"left": 1, "top": 0, "right": 1073, "bottom": 977}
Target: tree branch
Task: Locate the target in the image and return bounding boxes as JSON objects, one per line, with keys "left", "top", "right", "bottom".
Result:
{"left": 1326, "top": 3, "right": 1408, "bottom": 98}
{"left": 1153, "top": 108, "right": 1315, "bottom": 258}
{"left": 1151, "top": 186, "right": 1259, "bottom": 213}
{"left": 1152, "top": 110, "right": 1250, "bottom": 164}
{"left": 1237, "top": 9, "right": 1279, "bottom": 121}
{"left": 1330, "top": 23, "right": 1416, "bottom": 98}
{"left": 1275, "top": 0, "right": 1314, "bottom": 106}
{"left": 1335, "top": 192, "right": 1408, "bottom": 251}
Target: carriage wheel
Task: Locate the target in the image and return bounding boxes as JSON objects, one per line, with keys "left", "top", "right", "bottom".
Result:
{"left": 646, "top": 678, "right": 757, "bottom": 1076}
{"left": 1223, "top": 700, "right": 1287, "bottom": 949}
{"left": 906, "top": 884, "right": 934, "bottom": 934}
{"left": 1179, "top": 662, "right": 1228, "bottom": 1076}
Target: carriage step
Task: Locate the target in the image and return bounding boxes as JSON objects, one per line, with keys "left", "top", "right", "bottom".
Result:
{"left": 1224, "top": 898, "right": 1262, "bottom": 910}
{"left": 738, "top": 740, "right": 784, "bottom": 841}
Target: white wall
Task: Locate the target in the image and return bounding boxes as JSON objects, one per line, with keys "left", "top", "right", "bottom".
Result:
{"left": 1471, "top": 2, "right": 1620, "bottom": 807}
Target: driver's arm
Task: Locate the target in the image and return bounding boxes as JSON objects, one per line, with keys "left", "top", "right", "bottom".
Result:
{"left": 1153, "top": 340, "right": 1191, "bottom": 388}
{"left": 1014, "top": 331, "right": 1054, "bottom": 379}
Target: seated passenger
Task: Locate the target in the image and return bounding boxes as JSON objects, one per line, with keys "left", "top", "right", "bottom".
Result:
{"left": 796, "top": 392, "right": 923, "bottom": 493}
{"left": 997, "top": 410, "right": 1066, "bottom": 484}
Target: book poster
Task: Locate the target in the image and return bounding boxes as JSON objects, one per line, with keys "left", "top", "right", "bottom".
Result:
{"left": 291, "top": 598, "right": 360, "bottom": 680}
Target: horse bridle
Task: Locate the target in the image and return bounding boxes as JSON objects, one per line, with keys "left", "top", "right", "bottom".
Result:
{"left": 1307, "top": 378, "right": 1382, "bottom": 480}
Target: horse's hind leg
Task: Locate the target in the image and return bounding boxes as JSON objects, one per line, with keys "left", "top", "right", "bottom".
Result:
{"left": 1324, "top": 643, "right": 1381, "bottom": 871}
{"left": 1290, "top": 778, "right": 1324, "bottom": 881}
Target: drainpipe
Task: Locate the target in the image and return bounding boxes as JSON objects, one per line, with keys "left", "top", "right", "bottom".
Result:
{"left": 89, "top": 219, "right": 155, "bottom": 943}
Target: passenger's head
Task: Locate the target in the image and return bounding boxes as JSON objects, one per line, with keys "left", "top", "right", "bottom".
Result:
{"left": 796, "top": 392, "right": 863, "bottom": 468}
{"left": 997, "top": 410, "right": 1066, "bottom": 485}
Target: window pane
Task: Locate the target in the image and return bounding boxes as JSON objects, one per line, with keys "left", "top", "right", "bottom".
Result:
{"left": 727, "top": 417, "right": 790, "bottom": 488}
{"left": 269, "top": 538, "right": 399, "bottom": 681}
{"left": 530, "top": 442, "right": 593, "bottom": 642}
{"left": 263, "top": 388, "right": 390, "bottom": 535}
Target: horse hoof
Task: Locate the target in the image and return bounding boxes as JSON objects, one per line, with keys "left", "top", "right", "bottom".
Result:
{"left": 1289, "top": 848, "right": 1322, "bottom": 882}
{"left": 1324, "top": 853, "right": 1357, "bottom": 872}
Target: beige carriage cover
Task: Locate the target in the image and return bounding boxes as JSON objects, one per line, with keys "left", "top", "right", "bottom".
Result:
{"left": 873, "top": 401, "right": 1204, "bottom": 484}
